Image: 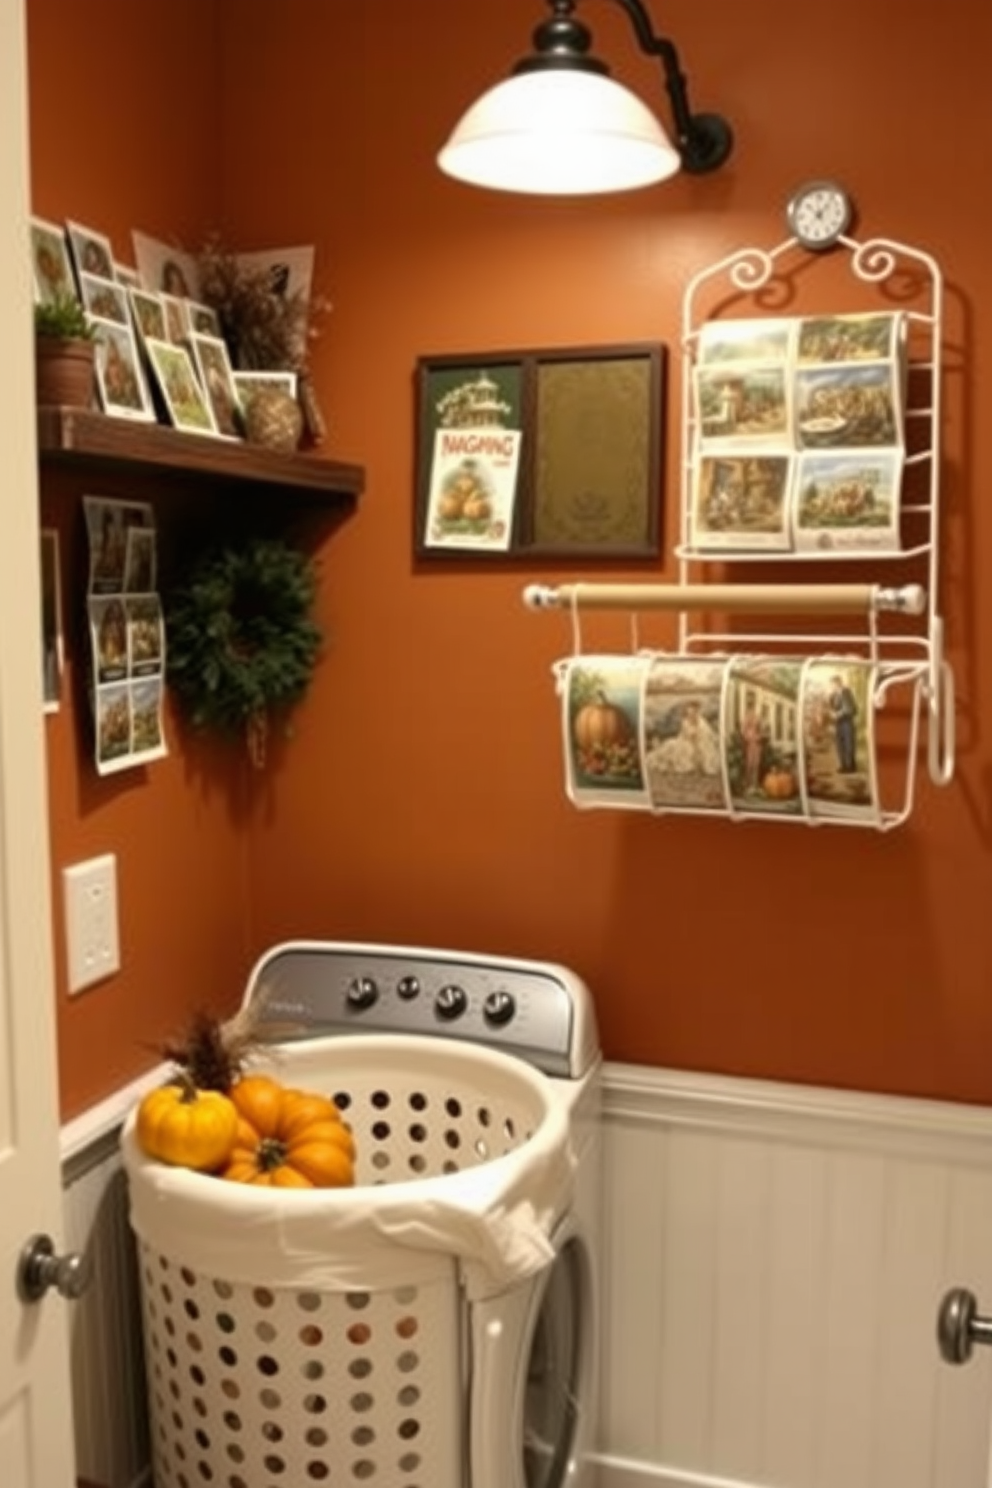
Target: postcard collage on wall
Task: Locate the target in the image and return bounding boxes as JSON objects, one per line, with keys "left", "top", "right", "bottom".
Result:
{"left": 690, "top": 310, "right": 907, "bottom": 554}
{"left": 84, "top": 496, "right": 167, "bottom": 775}
{"left": 559, "top": 653, "right": 880, "bottom": 822}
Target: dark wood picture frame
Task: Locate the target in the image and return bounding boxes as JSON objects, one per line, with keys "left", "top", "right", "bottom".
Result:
{"left": 415, "top": 342, "right": 665, "bottom": 559}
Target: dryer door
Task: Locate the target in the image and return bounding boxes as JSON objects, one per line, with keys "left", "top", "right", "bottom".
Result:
{"left": 470, "top": 1224, "right": 594, "bottom": 1488}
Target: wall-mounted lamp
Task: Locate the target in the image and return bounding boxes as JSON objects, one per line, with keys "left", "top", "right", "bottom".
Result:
{"left": 438, "top": 0, "right": 733, "bottom": 196}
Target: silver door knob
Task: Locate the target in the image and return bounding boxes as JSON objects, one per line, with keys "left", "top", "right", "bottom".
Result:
{"left": 937, "top": 1287, "right": 992, "bottom": 1364}
{"left": 16, "top": 1233, "right": 92, "bottom": 1303}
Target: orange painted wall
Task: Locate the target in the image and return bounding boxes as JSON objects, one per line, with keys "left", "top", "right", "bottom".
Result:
{"left": 221, "top": 0, "right": 992, "bottom": 1104}
{"left": 26, "top": 0, "right": 992, "bottom": 1117}
{"left": 28, "top": 0, "right": 252, "bottom": 1117}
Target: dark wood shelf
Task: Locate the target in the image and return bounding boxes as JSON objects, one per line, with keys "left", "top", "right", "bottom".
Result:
{"left": 37, "top": 405, "right": 365, "bottom": 510}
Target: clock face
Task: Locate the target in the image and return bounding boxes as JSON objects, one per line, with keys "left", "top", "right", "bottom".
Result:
{"left": 787, "top": 182, "right": 852, "bottom": 249}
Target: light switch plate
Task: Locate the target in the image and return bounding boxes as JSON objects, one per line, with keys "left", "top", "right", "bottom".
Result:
{"left": 63, "top": 854, "right": 120, "bottom": 994}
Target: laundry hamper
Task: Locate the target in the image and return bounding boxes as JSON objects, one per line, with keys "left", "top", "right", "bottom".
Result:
{"left": 122, "top": 1033, "right": 572, "bottom": 1488}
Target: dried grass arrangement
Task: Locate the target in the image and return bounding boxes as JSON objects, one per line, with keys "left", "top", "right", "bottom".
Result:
{"left": 197, "top": 235, "right": 329, "bottom": 374}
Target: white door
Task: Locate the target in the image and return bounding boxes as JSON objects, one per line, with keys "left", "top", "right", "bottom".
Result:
{"left": 0, "top": 0, "right": 77, "bottom": 1483}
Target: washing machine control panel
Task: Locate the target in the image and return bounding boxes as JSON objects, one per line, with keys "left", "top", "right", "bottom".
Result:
{"left": 243, "top": 940, "right": 599, "bottom": 1078}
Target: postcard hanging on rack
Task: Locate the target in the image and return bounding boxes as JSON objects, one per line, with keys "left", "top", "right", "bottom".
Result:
{"left": 692, "top": 454, "right": 794, "bottom": 550}
{"left": 691, "top": 310, "right": 907, "bottom": 554}
{"left": 793, "top": 448, "right": 903, "bottom": 553}
{"left": 83, "top": 495, "right": 167, "bottom": 775}
{"left": 643, "top": 657, "right": 728, "bottom": 812}
{"left": 722, "top": 657, "right": 804, "bottom": 815}
{"left": 559, "top": 654, "right": 650, "bottom": 810}
{"left": 800, "top": 659, "right": 879, "bottom": 820}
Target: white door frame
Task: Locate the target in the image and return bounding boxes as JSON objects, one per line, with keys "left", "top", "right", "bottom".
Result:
{"left": 0, "top": 1, "right": 77, "bottom": 1483}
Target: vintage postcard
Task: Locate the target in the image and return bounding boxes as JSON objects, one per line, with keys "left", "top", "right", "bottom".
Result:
{"left": 643, "top": 657, "right": 727, "bottom": 811}
{"left": 695, "top": 364, "right": 790, "bottom": 444}
{"left": 88, "top": 314, "right": 155, "bottom": 422}
{"left": 723, "top": 658, "right": 804, "bottom": 815}
{"left": 692, "top": 454, "right": 793, "bottom": 550}
{"left": 187, "top": 300, "right": 221, "bottom": 336}
{"left": 124, "top": 526, "right": 157, "bottom": 594}
{"left": 66, "top": 220, "right": 115, "bottom": 282}
{"left": 423, "top": 423, "right": 522, "bottom": 551}
{"left": 800, "top": 660, "right": 879, "bottom": 820}
{"left": 96, "top": 682, "right": 131, "bottom": 767}
{"left": 143, "top": 338, "right": 216, "bottom": 435}
{"left": 79, "top": 270, "right": 129, "bottom": 325}
{"left": 795, "top": 362, "right": 901, "bottom": 448}
{"left": 560, "top": 655, "right": 649, "bottom": 809}
{"left": 126, "top": 596, "right": 164, "bottom": 676}
{"left": 796, "top": 312, "right": 903, "bottom": 365}
{"left": 89, "top": 595, "right": 129, "bottom": 684}
{"left": 84, "top": 497, "right": 154, "bottom": 596}
{"left": 189, "top": 331, "right": 242, "bottom": 439}
{"left": 128, "top": 288, "right": 167, "bottom": 346}
{"left": 131, "top": 230, "right": 201, "bottom": 298}
{"left": 131, "top": 677, "right": 166, "bottom": 756}
{"left": 697, "top": 317, "right": 794, "bottom": 366}
{"left": 161, "top": 291, "right": 192, "bottom": 345}
{"left": 793, "top": 448, "right": 903, "bottom": 553}
{"left": 40, "top": 528, "right": 62, "bottom": 713}
{"left": 30, "top": 216, "right": 76, "bottom": 304}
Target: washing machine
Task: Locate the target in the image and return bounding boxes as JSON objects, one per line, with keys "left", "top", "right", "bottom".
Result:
{"left": 242, "top": 939, "right": 602, "bottom": 1488}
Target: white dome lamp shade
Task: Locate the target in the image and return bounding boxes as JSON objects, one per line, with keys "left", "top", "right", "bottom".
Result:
{"left": 438, "top": 0, "right": 733, "bottom": 196}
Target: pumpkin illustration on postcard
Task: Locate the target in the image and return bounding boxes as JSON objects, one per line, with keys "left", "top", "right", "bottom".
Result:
{"left": 723, "top": 657, "right": 804, "bottom": 815}
{"left": 560, "top": 655, "right": 649, "bottom": 809}
{"left": 643, "top": 657, "right": 728, "bottom": 812}
{"left": 799, "top": 658, "right": 879, "bottom": 820}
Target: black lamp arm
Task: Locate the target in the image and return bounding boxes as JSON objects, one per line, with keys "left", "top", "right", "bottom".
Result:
{"left": 603, "top": 0, "right": 732, "bottom": 173}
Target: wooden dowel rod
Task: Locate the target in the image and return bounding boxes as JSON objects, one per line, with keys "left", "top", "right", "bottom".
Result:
{"left": 523, "top": 582, "right": 926, "bottom": 617}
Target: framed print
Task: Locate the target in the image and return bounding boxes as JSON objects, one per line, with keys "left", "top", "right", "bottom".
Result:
{"left": 128, "top": 287, "right": 167, "bottom": 346}
{"left": 88, "top": 314, "right": 155, "bottom": 422}
{"left": 187, "top": 300, "right": 221, "bottom": 336}
{"left": 143, "top": 337, "right": 216, "bottom": 435}
{"left": 65, "top": 219, "right": 115, "bottom": 282}
{"left": 415, "top": 343, "right": 664, "bottom": 559}
{"left": 131, "top": 229, "right": 201, "bottom": 298}
{"left": 188, "top": 331, "right": 242, "bottom": 439}
{"left": 29, "top": 216, "right": 76, "bottom": 304}
{"left": 161, "top": 291, "right": 191, "bottom": 345}
{"left": 79, "top": 270, "right": 129, "bottom": 325}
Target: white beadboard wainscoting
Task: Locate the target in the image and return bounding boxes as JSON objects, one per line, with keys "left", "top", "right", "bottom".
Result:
{"left": 60, "top": 1063, "right": 992, "bottom": 1488}
{"left": 596, "top": 1064, "right": 992, "bottom": 1488}
{"left": 61, "top": 1070, "right": 163, "bottom": 1488}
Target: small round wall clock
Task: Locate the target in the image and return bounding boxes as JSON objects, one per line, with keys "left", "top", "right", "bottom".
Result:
{"left": 785, "top": 180, "right": 853, "bottom": 250}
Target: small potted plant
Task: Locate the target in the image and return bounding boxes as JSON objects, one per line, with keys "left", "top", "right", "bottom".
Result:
{"left": 34, "top": 292, "right": 97, "bottom": 408}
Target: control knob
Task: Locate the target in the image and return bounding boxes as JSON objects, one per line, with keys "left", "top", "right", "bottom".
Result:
{"left": 346, "top": 976, "right": 379, "bottom": 1011}
{"left": 483, "top": 990, "right": 516, "bottom": 1027}
{"left": 396, "top": 975, "right": 421, "bottom": 1001}
{"left": 435, "top": 983, "right": 468, "bottom": 1021}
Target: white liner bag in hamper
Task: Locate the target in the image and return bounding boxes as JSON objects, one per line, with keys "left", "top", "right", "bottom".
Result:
{"left": 122, "top": 1033, "right": 575, "bottom": 1301}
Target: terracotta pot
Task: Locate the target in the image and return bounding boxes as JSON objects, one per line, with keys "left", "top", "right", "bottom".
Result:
{"left": 35, "top": 336, "right": 95, "bottom": 409}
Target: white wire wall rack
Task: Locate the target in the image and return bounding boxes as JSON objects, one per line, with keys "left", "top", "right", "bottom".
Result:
{"left": 524, "top": 226, "right": 955, "bottom": 829}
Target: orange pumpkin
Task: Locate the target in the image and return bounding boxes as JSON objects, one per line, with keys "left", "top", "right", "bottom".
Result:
{"left": 573, "top": 691, "right": 633, "bottom": 750}
{"left": 136, "top": 1079, "right": 239, "bottom": 1172}
{"left": 763, "top": 766, "right": 798, "bottom": 799}
{"left": 220, "top": 1074, "right": 356, "bottom": 1189}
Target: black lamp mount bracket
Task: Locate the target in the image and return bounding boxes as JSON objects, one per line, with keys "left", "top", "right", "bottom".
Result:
{"left": 513, "top": 0, "right": 733, "bottom": 174}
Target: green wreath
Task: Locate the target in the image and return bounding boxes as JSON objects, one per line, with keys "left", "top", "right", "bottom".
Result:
{"left": 166, "top": 538, "right": 321, "bottom": 766}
